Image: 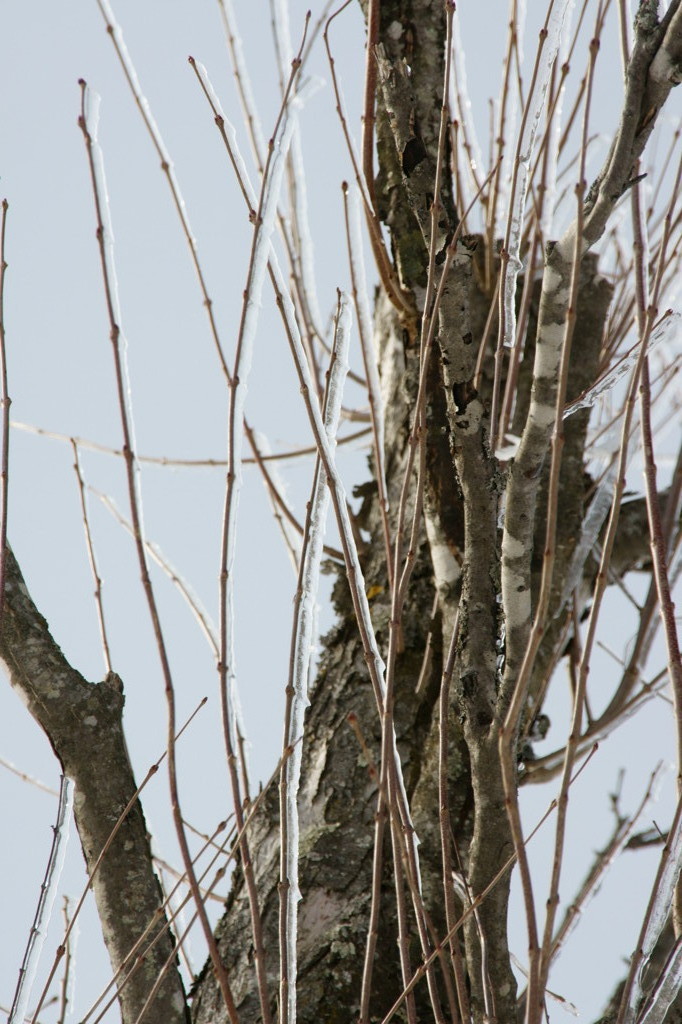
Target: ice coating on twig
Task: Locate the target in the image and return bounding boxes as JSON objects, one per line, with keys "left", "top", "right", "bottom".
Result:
{"left": 637, "top": 939, "right": 682, "bottom": 1024}
{"left": 450, "top": 11, "right": 485, "bottom": 208}
{"left": 621, "top": 796, "right": 682, "bottom": 1024}
{"left": 268, "top": 242, "right": 423, "bottom": 888}
{"left": 564, "top": 311, "right": 681, "bottom": 419}
{"left": 221, "top": 0, "right": 267, "bottom": 162}
{"left": 94, "top": 485, "right": 224, "bottom": 679}
{"left": 501, "top": 1, "right": 572, "bottom": 355}
{"left": 84, "top": 91, "right": 121, "bottom": 327}
{"left": 192, "top": 60, "right": 258, "bottom": 213}
{"left": 271, "top": 0, "right": 294, "bottom": 73}
{"left": 98, "top": 1, "right": 198, "bottom": 253}
{"left": 272, "top": 0, "right": 325, "bottom": 336}
{"left": 640, "top": 810, "right": 682, "bottom": 978}
{"left": 517, "top": 0, "right": 528, "bottom": 63}
{"left": 284, "top": 295, "right": 352, "bottom": 1024}
{"left": 289, "top": 120, "right": 325, "bottom": 336}
{"left": 8, "top": 777, "right": 73, "bottom": 1024}
{"left": 224, "top": 79, "right": 313, "bottom": 755}
{"left": 195, "top": 54, "right": 324, "bottom": 342}
{"left": 555, "top": 459, "right": 617, "bottom": 615}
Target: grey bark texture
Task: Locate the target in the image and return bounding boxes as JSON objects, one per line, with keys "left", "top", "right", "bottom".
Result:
{"left": 0, "top": 546, "right": 189, "bottom": 1024}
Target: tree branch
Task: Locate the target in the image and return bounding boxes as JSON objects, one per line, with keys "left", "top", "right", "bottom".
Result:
{"left": 0, "top": 545, "right": 189, "bottom": 1024}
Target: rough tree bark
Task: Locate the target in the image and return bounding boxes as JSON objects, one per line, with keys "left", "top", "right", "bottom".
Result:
{"left": 0, "top": 546, "right": 189, "bottom": 1024}
{"left": 194, "top": 2, "right": 682, "bottom": 1023}
{"left": 4, "top": 2, "right": 682, "bottom": 1024}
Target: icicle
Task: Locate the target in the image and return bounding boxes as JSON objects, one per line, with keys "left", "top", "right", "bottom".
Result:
{"left": 555, "top": 459, "right": 618, "bottom": 615}
{"left": 564, "top": 311, "right": 681, "bottom": 419}
{"left": 450, "top": 11, "right": 486, "bottom": 209}
{"left": 637, "top": 938, "right": 682, "bottom": 1024}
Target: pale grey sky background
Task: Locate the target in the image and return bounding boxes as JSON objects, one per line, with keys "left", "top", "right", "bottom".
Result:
{"left": 0, "top": 2, "right": 679, "bottom": 1021}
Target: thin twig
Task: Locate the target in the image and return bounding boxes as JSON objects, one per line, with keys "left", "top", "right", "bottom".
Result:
{"left": 218, "top": 27, "right": 310, "bottom": 1024}
{"left": 70, "top": 442, "right": 112, "bottom": 674}
{"left": 0, "top": 198, "right": 10, "bottom": 639}
{"left": 438, "top": 613, "right": 469, "bottom": 1024}
{"left": 342, "top": 182, "right": 393, "bottom": 587}
{"left": 324, "top": 0, "right": 413, "bottom": 317}
{"left": 78, "top": 71, "right": 239, "bottom": 1023}
{"left": 10, "top": 777, "right": 73, "bottom": 1024}
{"left": 29, "top": 695, "right": 206, "bottom": 1024}
{"left": 56, "top": 897, "right": 72, "bottom": 1024}
{"left": 632, "top": 166, "right": 682, "bottom": 934}
{"left": 279, "top": 293, "right": 350, "bottom": 1024}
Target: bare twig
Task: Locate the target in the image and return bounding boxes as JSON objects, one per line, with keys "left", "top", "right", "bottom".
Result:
{"left": 70, "top": 442, "right": 112, "bottom": 674}
{"left": 0, "top": 198, "right": 10, "bottom": 640}
{"left": 78, "top": 73, "right": 224, "bottom": 1023}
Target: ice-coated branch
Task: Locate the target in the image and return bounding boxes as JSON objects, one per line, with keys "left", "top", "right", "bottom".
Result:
{"left": 564, "top": 310, "right": 681, "bottom": 419}
{"left": 583, "top": 2, "right": 682, "bottom": 250}
{"left": 344, "top": 183, "right": 393, "bottom": 585}
{"left": 449, "top": 9, "right": 485, "bottom": 207}
{"left": 540, "top": 6, "right": 574, "bottom": 241}
{"left": 636, "top": 938, "right": 682, "bottom": 1024}
{"left": 216, "top": 45, "right": 313, "bottom": 1024}
{"left": 78, "top": 86, "right": 143, "bottom": 522}
{"left": 8, "top": 777, "right": 73, "bottom": 1024}
{"left": 218, "top": 0, "right": 268, "bottom": 168}
{"left": 555, "top": 459, "right": 618, "bottom": 615}
{"left": 618, "top": 795, "right": 682, "bottom": 1024}
{"left": 280, "top": 295, "right": 351, "bottom": 1024}
{"left": 222, "top": 73, "right": 313, "bottom": 754}
{"left": 269, "top": 215, "right": 429, "bottom": 880}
